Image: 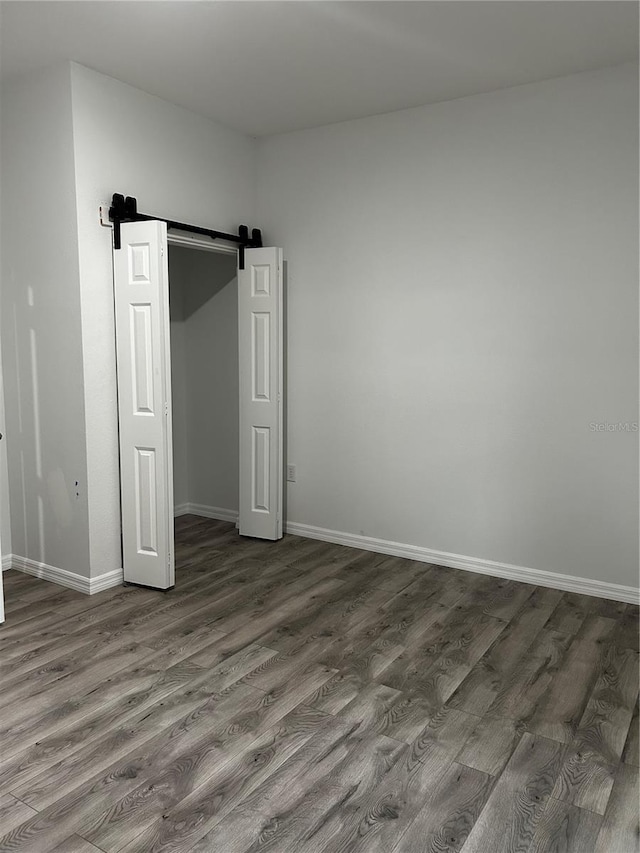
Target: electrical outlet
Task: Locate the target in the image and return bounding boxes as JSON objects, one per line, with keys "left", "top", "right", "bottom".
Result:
{"left": 286, "top": 464, "right": 297, "bottom": 483}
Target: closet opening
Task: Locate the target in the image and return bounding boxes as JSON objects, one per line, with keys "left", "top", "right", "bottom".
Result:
{"left": 168, "top": 238, "right": 241, "bottom": 558}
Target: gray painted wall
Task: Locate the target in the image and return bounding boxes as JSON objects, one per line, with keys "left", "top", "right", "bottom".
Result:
{"left": 1, "top": 64, "right": 91, "bottom": 576}
{"left": 257, "top": 63, "right": 639, "bottom": 588}
{"left": 0, "top": 314, "right": 11, "bottom": 561}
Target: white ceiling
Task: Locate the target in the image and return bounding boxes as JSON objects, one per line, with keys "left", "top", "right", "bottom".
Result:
{"left": 1, "top": 1, "right": 637, "bottom": 137}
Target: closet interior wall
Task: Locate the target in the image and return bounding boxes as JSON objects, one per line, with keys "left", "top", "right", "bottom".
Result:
{"left": 168, "top": 246, "right": 239, "bottom": 519}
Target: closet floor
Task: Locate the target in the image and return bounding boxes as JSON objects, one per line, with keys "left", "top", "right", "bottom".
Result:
{"left": 0, "top": 515, "right": 638, "bottom": 853}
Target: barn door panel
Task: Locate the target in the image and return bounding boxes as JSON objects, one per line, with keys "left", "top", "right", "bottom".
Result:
{"left": 113, "top": 220, "right": 174, "bottom": 588}
{"left": 238, "top": 247, "right": 283, "bottom": 540}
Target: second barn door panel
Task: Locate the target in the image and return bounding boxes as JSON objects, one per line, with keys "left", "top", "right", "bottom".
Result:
{"left": 238, "top": 247, "right": 283, "bottom": 540}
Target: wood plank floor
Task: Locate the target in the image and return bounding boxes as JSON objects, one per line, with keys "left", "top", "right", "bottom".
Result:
{"left": 0, "top": 515, "right": 638, "bottom": 853}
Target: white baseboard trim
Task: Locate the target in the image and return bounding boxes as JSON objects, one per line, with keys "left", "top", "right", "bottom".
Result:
{"left": 6, "top": 555, "right": 123, "bottom": 595}
{"left": 174, "top": 503, "right": 239, "bottom": 524}
{"left": 1, "top": 554, "right": 12, "bottom": 572}
{"left": 285, "top": 521, "right": 640, "bottom": 605}
{"left": 89, "top": 568, "right": 125, "bottom": 594}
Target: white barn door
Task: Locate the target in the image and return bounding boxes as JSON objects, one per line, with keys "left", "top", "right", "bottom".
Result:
{"left": 114, "top": 221, "right": 174, "bottom": 588}
{"left": 238, "top": 248, "right": 283, "bottom": 539}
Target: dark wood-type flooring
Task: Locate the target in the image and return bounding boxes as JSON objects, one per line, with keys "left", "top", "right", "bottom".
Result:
{"left": 0, "top": 516, "right": 638, "bottom": 853}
